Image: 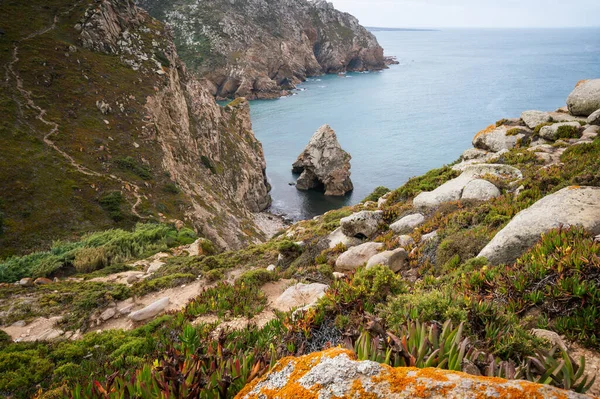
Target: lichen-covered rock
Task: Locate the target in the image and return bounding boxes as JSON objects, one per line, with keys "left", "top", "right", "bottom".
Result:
{"left": 390, "top": 213, "right": 425, "bottom": 234}
{"left": 567, "top": 79, "right": 600, "bottom": 116}
{"left": 478, "top": 186, "right": 600, "bottom": 265}
{"left": 588, "top": 109, "right": 600, "bottom": 126}
{"left": 461, "top": 179, "right": 501, "bottom": 201}
{"left": 472, "top": 125, "right": 531, "bottom": 152}
{"left": 236, "top": 348, "right": 593, "bottom": 399}
{"left": 366, "top": 248, "right": 408, "bottom": 272}
{"left": 335, "top": 242, "right": 383, "bottom": 271}
{"left": 327, "top": 227, "right": 363, "bottom": 249}
{"left": 138, "top": 0, "right": 388, "bottom": 99}
{"left": 293, "top": 125, "right": 353, "bottom": 196}
{"left": 340, "top": 210, "right": 383, "bottom": 239}
{"left": 539, "top": 122, "right": 581, "bottom": 141}
{"left": 521, "top": 110, "right": 552, "bottom": 129}
{"left": 129, "top": 297, "right": 170, "bottom": 321}
{"left": 272, "top": 283, "right": 328, "bottom": 312}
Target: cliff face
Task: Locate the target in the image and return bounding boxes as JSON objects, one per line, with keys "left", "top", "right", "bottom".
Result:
{"left": 0, "top": 0, "right": 271, "bottom": 255}
{"left": 136, "top": 0, "right": 388, "bottom": 99}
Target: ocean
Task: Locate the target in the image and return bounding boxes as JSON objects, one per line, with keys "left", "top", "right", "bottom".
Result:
{"left": 248, "top": 28, "right": 600, "bottom": 220}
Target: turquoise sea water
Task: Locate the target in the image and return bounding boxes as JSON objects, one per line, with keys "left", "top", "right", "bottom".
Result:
{"left": 249, "top": 28, "right": 600, "bottom": 220}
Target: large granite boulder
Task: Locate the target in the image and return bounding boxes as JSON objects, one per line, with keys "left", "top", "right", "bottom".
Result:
{"left": 235, "top": 348, "right": 592, "bottom": 399}
{"left": 478, "top": 186, "right": 600, "bottom": 265}
{"left": 272, "top": 283, "right": 328, "bottom": 312}
{"left": 472, "top": 125, "right": 530, "bottom": 152}
{"left": 521, "top": 110, "right": 552, "bottom": 129}
{"left": 335, "top": 242, "right": 383, "bottom": 271}
{"left": 587, "top": 108, "right": 600, "bottom": 126}
{"left": 567, "top": 79, "right": 600, "bottom": 116}
{"left": 292, "top": 125, "right": 353, "bottom": 196}
{"left": 366, "top": 248, "right": 409, "bottom": 272}
{"left": 539, "top": 122, "right": 581, "bottom": 141}
{"left": 462, "top": 179, "right": 501, "bottom": 201}
{"left": 390, "top": 213, "right": 425, "bottom": 234}
{"left": 326, "top": 227, "right": 363, "bottom": 249}
{"left": 340, "top": 210, "right": 383, "bottom": 239}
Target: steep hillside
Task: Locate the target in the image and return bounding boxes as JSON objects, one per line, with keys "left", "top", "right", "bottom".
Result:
{"left": 136, "top": 0, "right": 390, "bottom": 99}
{"left": 0, "top": 0, "right": 272, "bottom": 257}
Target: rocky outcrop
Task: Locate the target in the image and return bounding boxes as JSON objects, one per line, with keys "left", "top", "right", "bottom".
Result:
{"left": 567, "top": 79, "right": 600, "bottom": 116}
{"left": 521, "top": 110, "right": 552, "bottom": 129}
{"left": 539, "top": 122, "right": 582, "bottom": 141}
{"left": 335, "top": 242, "right": 383, "bottom": 271}
{"left": 340, "top": 210, "right": 382, "bottom": 238}
{"left": 292, "top": 125, "right": 353, "bottom": 196}
{"left": 137, "top": 0, "right": 389, "bottom": 99}
{"left": 366, "top": 248, "right": 408, "bottom": 272}
{"left": 236, "top": 348, "right": 593, "bottom": 399}
{"left": 462, "top": 179, "right": 501, "bottom": 201}
{"left": 472, "top": 125, "right": 531, "bottom": 152}
{"left": 478, "top": 186, "right": 600, "bottom": 265}
{"left": 588, "top": 109, "right": 600, "bottom": 126}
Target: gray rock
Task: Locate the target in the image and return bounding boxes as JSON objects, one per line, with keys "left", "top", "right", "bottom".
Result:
{"left": 11, "top": 320, "right": 26, "bottom": 327}
{"left": 19, "top": 278, "right": 34, "bottom": 287}
{"left": 272, "top": 283, "right": 328, "bottom": 312}
{"left": 581, "top": 125, "right": 599, "bottom": 140}
{"left": 366, "top": 248, "right": 409, "bottom": 272}
{"left": 478, "top": 186, "right": 600, "bottom": 265}
{"left": 461, "top": 179, "right": 501, "bottom": 201}
{"left": 390, "top": 213, "right": 425, "bottom": 234}
{"left": 472, "top": 125, "right": 530, "bottom": 152}
{"left": 129, "top": 297, "right": 170, "bottom": 322}
{"left": 587, "top": 108, "right": 600, "bottom": 126}
{"left": 397, "top": 235, "right": 415, "bottom": 247}
{"left": 539, "top": 122, "right": 581, "bottom": 141}
{"left": 332, "top": 272, "right": 346, "bottom": 280}
{"left": 567, "top": 79, "right": 600, "bottom": 116}
{"left": 327, "top": 227, "right": 363, "bottom": 249}
{"left": 335, "top": 242, "right": 383, "bottom": 271}
{"left": 340, "top": 210, "right": 383, "bottom": 239}
{"left": 421, "top": 231, "right": 438, "bottom": 242}
{"left": 521, "top": 110, "right": 552, "bottom": 129}
{"left": 100, "top": 307, "right": 116, "bottom": 321}
{"left": 266, "top": 264, "right": 276, "bottom": 272}
{"left": 461, "top": 148, "right": 489, "bottom": 160}
{"left": 293, "top": 125, "right": 353, "bottom": 196}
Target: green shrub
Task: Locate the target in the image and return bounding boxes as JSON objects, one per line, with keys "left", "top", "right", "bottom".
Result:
{"left": 387, "top": 166, "right": 459, "bottom": 204}
{"left": 363, "top": 186, "right": 390, "bottom": 202}
{"left": 114, "top": 157, "right": 152, "bottom": 180}
{"left": 73, "top": 247, "right": 107, "bottom": 273}
{"left": 556, "top": 124, "right": 580, "bottom": 139}
{"left": 436, "top": 227, "right": 491, "bottom": 271}
{"left": 236, "top": 269, "right": 276, "bottom": 287}
{"left": 99, "top": 191, "right": 124, "bottom": 221}
{"left": 383, "top": 290, "right": 468, "bottom": 328}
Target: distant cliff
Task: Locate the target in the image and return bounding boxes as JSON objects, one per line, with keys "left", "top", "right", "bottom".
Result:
{"left": 137, "top": 0, "right": 390, "bottom": 99}
{"left": 0, "top": 0, "right": 272, "bottom": 256}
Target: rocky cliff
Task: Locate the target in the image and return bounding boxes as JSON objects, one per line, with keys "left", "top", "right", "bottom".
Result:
{"left": 136, "top": 0, "right": 389, "bottom": 99}
{"left": 0, "top": 0, "right": 272, "bottom": 256}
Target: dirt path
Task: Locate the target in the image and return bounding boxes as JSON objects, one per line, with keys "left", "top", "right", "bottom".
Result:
{"left": 3, "top": 6, "right": 146, "bottom": 218}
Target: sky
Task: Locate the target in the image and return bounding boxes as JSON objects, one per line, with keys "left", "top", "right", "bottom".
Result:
{"left": 329, "top": 0, "right": 600, "bottom": 29}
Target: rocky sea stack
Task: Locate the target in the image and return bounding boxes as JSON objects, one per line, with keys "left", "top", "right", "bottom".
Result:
{"left": 292, "top": 125, "right": 353, "bottom": 196}
{"left": 136, "top": 0, "right": 389, "bottom": 99}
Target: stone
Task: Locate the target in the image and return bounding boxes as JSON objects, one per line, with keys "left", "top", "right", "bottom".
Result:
{"left": 567, "top": 79, "right": 600, "bottom": 116}
{"left": 34, "top": 277, "right": 53, "bottom": 285}
{"left": 235, "top": 348, "right": 593, "bottom": 399}
{"left": 539, "top": 122, "right": 581, "bottom": 141}
{"left": 587, "top": 108, "right": 600, "bottom": 126}
{"left": 19, "top": 278, "right": 34, "bottom": 287}
{"left": 340, "top": 211, "right": 383, "bottom": 239}
{"left": 396, "top": 235, "right": 415, "bottom": 247}
{"left": 461, "top": 179, "right": 501, "bottom": 201}
{"left": 335, "top": 242, "right": 384, "bottom": 271}
{"left": 272, "top": 283, "right": 328, "bottom": 312}
{"left": 11, "top": 320, "right": 26, "bottom": 327}
{"left": 581, "top": 125, "right": 599, "bottom": 140}
{"left": 99, "top": 307, "right": 116, "bottom": 321}
{"left": 472, "top": 125, "right": 530, "bottom": 152}
{"left": 96, "top": 100, "right": 112, "bottom": 114}
{"left": 326, "top": 227, "right": 362, "bottom": 249}
{"left": 266, "top": 264, "right": 276, "bottom": 272}
{"left": 389, "top": 213, "right": 425, "bottom": 234}
{"left": 332, "top": 272, "right": 346, "bottom": 280}
{"left": 129, "top": 297, "right": 170, "bottom": 321}
{"left": 478, "top": 186, "right": 600, "bottom": 265}
{"left": 531, "top": 329, "right": 568, "bottom": 352}
{"left": 292, "top": 125, "right": 353, "bottom": 196}
{"left": 461, "top": 148, "right": 489, "bottom": 160}
{"left": 521, "top": 110, "right": 552, "bottom": 129}
{"left": 126, "top": 273, "right": 143, "bottom": 284}
{"left": 421, "top": 230, "right": 438, "bottom": 242}
{"left": 365, "top": 248, "right": 409, "bottom": 272}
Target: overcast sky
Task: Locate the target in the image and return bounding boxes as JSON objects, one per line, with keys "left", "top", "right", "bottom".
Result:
{"left": 329, "top": 0, "right": 600, "bottom": 28}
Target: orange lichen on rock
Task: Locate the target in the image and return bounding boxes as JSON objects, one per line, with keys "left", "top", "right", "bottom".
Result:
{"left": 474, "top": 124, "right": 497, "bottom": 140}
{"left": 235, "top": 348, "right": 595, "bottom": 399}
{"left": 576, "top": 79, "right": 589, "bottom": 87}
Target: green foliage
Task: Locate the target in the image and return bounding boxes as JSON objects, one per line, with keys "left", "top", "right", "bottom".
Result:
{"left": 387, "top": 166, "right": 459, "bottom": 204}
{"left": 200, "top": 155, "right": 217, "bottom": 174}
{"left": 556, "top": 124, "right": 580, "bottom": 140}
{"left": 114, "top": 157, "right": 152, "bottom": 180}
{"left": 235, "top": 269, "right": 277, "bottom": 287}
{"left": 506, "top": 127, "right": 522, "bottom": 136}
{"left": 184, "top": 281, "right": 268, "bottom": 319}
{"left": 132, "top": 273, "right": 196, "bottom": 296}
{"left": 99, "top": 192, "right": 125, "bottom": 221}
{"left": 162, "top": 182, "right": 180, "bottom": 194}
{"left": 534, "top": 122, "right": 553, "bottom": 134}
{"left": 383, "top": 290, "right": 468, "bottom": 328}
{"left": 363, "top": 186, "right": 390, "bottom": 202}
{"left": 436, "top": 227, "right": 491, "bottom": 271}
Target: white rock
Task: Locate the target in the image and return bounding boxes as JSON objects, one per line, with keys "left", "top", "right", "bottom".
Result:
{"left": 478, "top": 186, "right": 600, "bottom": 265}
{"left": 266, "top": 264, "right": 276, "bottom": 272}
{"left": 397, "top": 235, "right": 415, "bottom": 247}
{"left": 461, "top": 179, "right": 501, "bottom": 201}
{"left": 521, "top": 110, "right": 552, "bottom": 129}
{"left": 335, "top": 242, "right": 383, "bottom": 271}
{"left": 340, "top": 211, "right": 383, "bottom": 239}
{"left": 366, "top": 248, "right": 409, "bottom": 272}
{"left": 422, "top": 231, "right": 438, "bottom": 242}
{"left": 390, "top": 213, "right": 425, "bottom": 234}
{"left": 129, "top": 297, "right": 170, "bottom": 321}
{"left": 272, "top": 283, "right": 328, "bottom": 312}
{"left": 567, "top": 79, "right": 600, "bottom": 116}
{"left": 333, "top": 272, "right": 346, "bottom": 279}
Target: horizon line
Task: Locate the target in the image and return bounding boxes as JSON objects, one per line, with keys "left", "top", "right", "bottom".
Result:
{"left": 367, "top": 25, "right": 600, "bottom": 30}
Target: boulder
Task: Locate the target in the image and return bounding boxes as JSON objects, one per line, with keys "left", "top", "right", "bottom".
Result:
{"left": 521, "top": 110, "right": 552, "bottom": 129}
{"left": 389, "top": 213, "right": 425, "bottom": 234}
{"left": 366, "top": 248, "right": 409, "bottom": 272}
{"left": 266, "top": 264, "right": 276, "bottom": 272}
{"left": 472, "top": 125, "right": 530, "bottom": 152}
{"left": 567, "top": 79, "right": 600, "bottom": 116}
{"left": 272, "top": 283, "right": 328, "bottom": 312}
{"left": 129, "top": 297, "right": 170, "bottom": 322}
{"left": 539, "top": 122, "right": 581, "bottom": 141}
{"left": 340, "top": 211, "right": 383, "bottom": 239}
{"left": 478, "top": 186, "right": 600, "bottom": 265}
{"left": 99, "top": 307, "right": 117, "bottom": 321}
{"left": 235, "top": 348, "right": 592, "bottom": 399}
{"left": 327, "top": 227, "right": 363, "bottom": 249}
{"left": 397, "top": 235, "right": 415, "bottom": 247}
{"left": 335, "top": 242, "right": 383, "bottom": 271}
{"left": 292, "top": 125, "right": 353, "bottom": 196}
{"left": 587, "top": 108, "right": 600, "bottom": 126}
{"left": 461, "top": 148, "right": 489, "bottom": 160}
{"left": 18, "top": 278, "right": 34, "bottom": 287}
{"left": 34, "top": 277, "right": 53, "bottom": 285}
{"left": 332, "top": 272, "right": 346, "bottom": 280}
{"left": 421, "top": 230, "right": 438, "bottom": 242}
{"left": 461, "top": 179, "right": 501, "bottom": 201}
